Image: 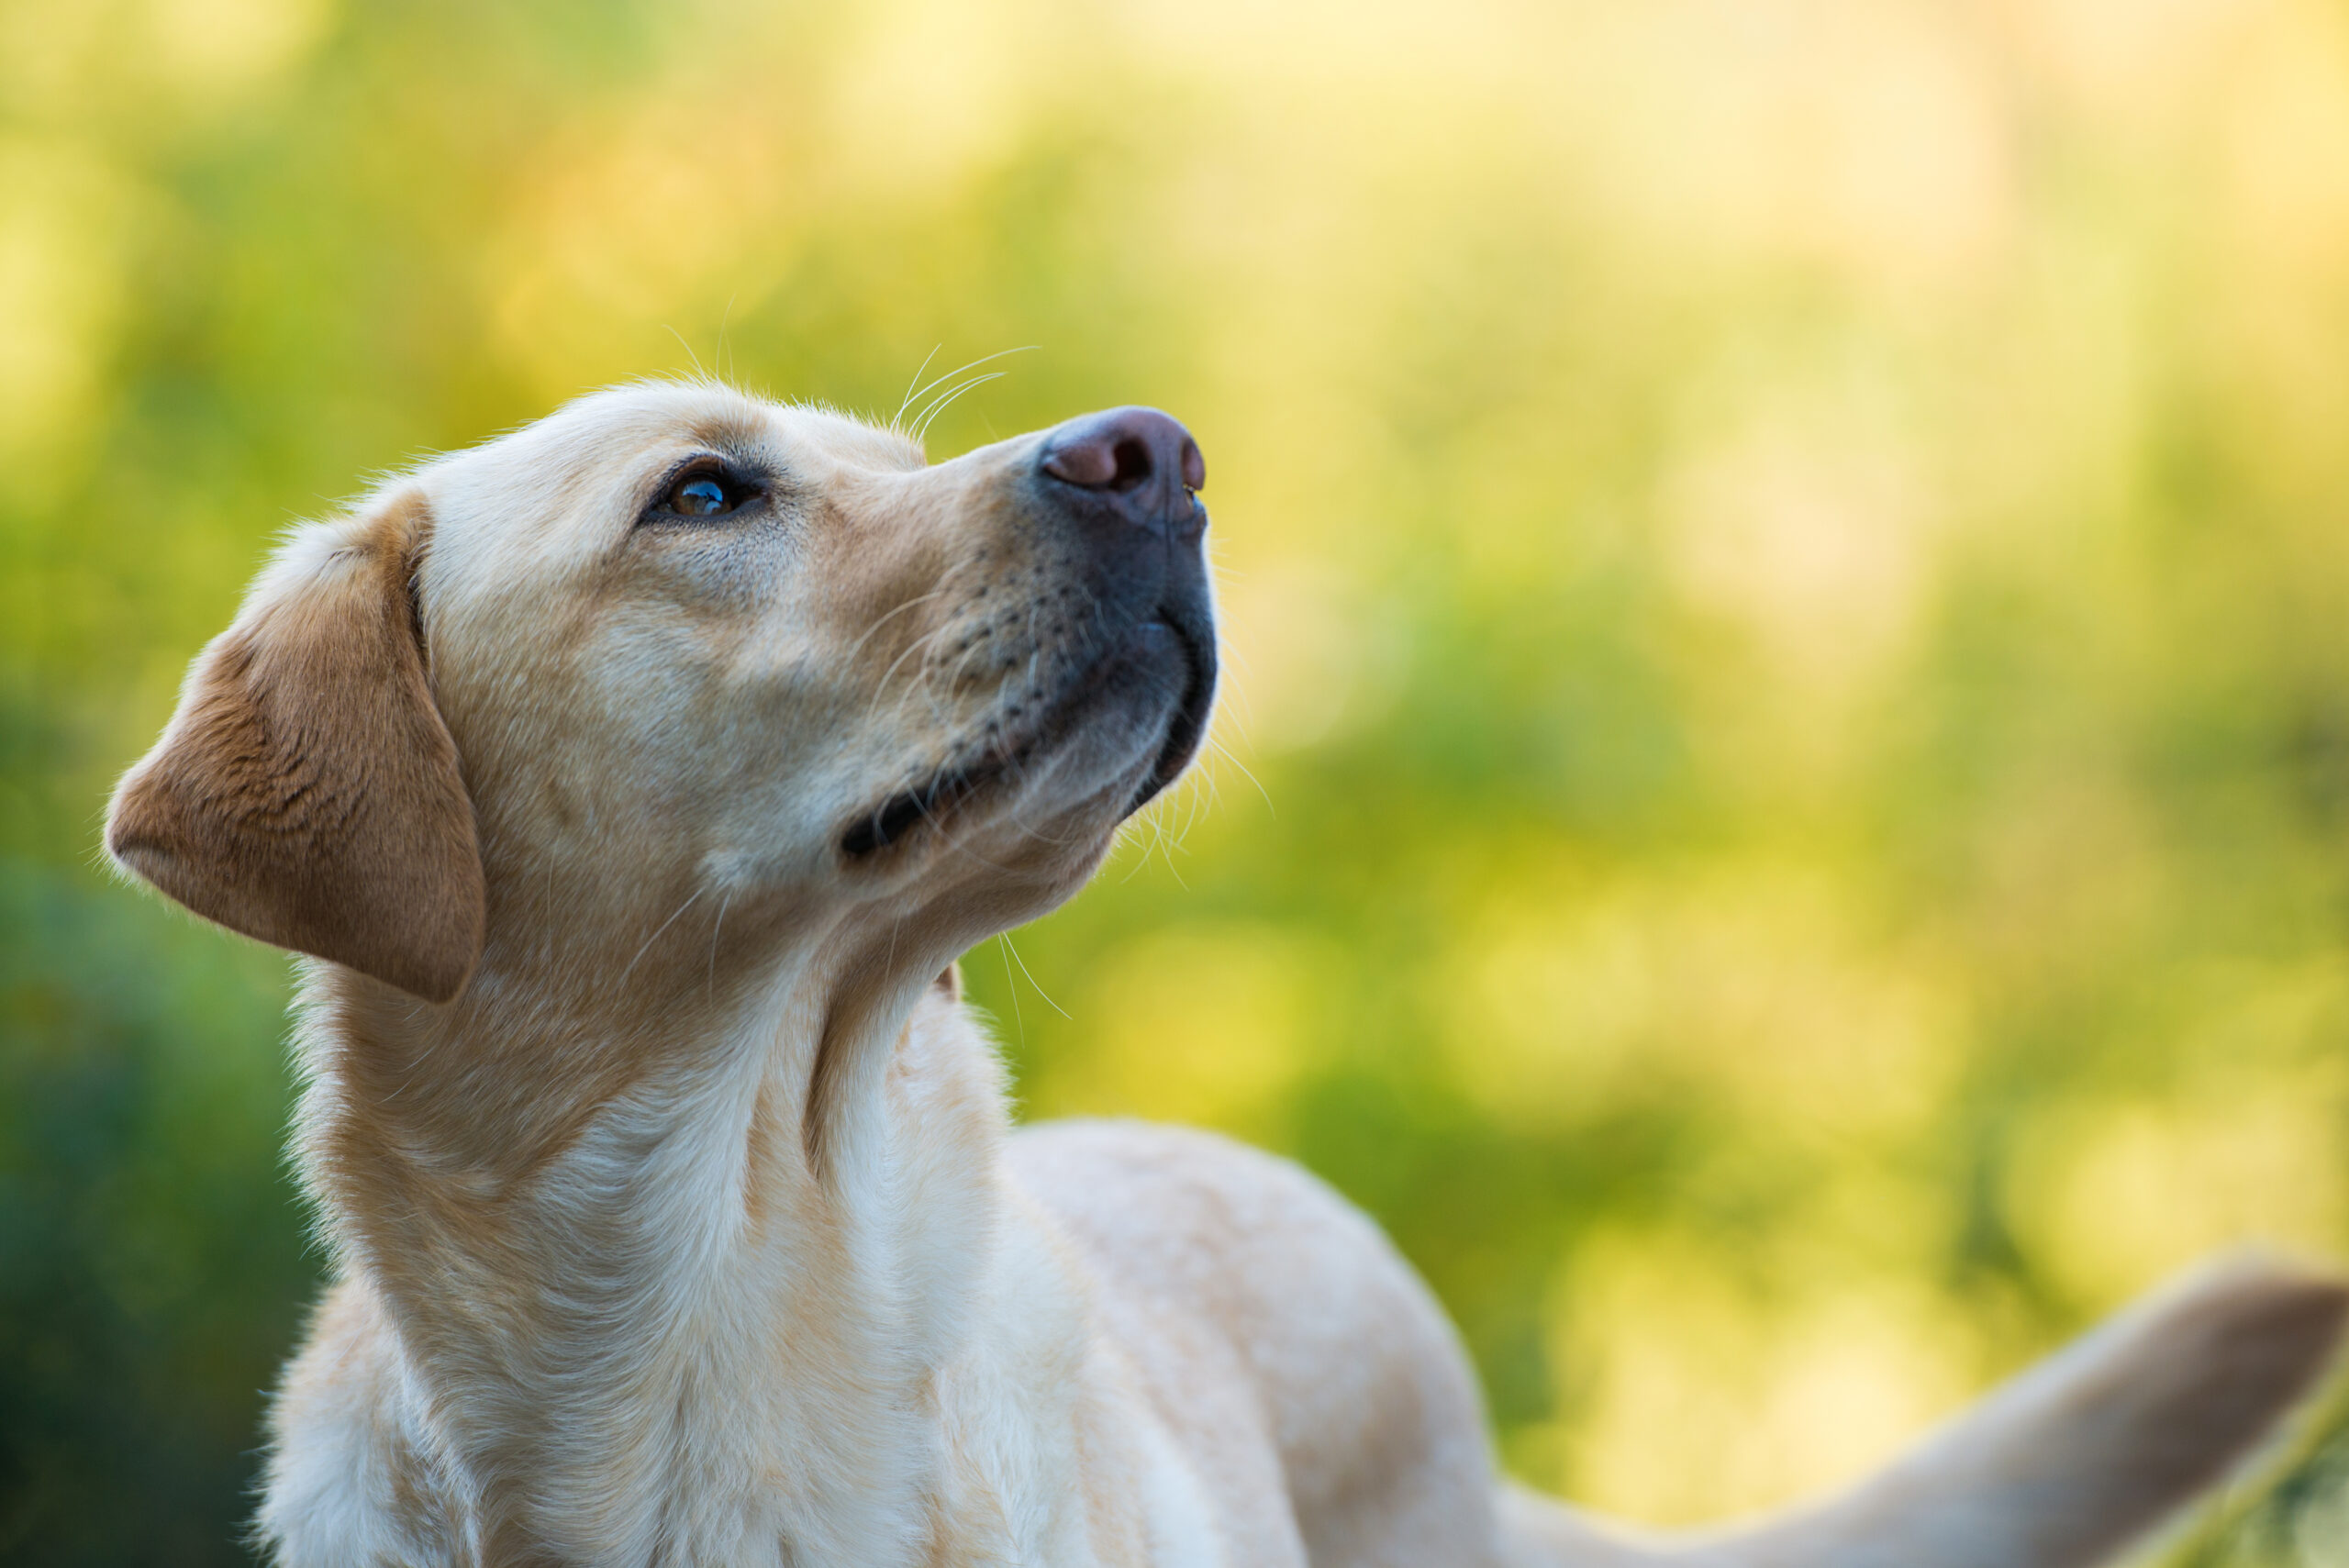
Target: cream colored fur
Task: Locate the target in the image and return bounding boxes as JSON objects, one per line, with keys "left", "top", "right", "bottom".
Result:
{"left": 108, "top": 383, "right": 2349, "bottom": 1567}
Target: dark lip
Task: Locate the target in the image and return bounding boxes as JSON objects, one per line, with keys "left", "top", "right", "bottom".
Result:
{"left": 1128, "top": 613, "right": 1213, "bottom": 812}
{"left": 838, "top": 610, "right": 1214, "bottom": 859}
{"left": 837, "top": 761, "right": 1004, "bottom": 858}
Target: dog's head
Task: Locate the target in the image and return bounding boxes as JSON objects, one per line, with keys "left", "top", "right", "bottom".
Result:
{"left": 104, "top": 383, "right": 1217, "bottom": 1003}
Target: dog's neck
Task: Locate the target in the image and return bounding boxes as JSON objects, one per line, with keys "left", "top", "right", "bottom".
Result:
{"left": 291, "top": 906, "right": 1007, "bottom": 1562}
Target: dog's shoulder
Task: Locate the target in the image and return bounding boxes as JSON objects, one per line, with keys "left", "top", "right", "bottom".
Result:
{"left": 1006, "top": 1118, "right": 1500, "bottom": 1556}
{"left": 1006, "top": 1118, "right": 1431, "bottom": 1341}
{"left": 1008, "top": 1119, "right": 1351, "bottom": 1243}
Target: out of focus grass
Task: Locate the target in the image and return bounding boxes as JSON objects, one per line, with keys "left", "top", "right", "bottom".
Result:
{"left": 7, "top": 0, "right": 2349, "bottom": 1561}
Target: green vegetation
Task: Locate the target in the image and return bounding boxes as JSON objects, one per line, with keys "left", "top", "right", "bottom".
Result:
{"left": 7, "top": 0, "right": 2349, "bottom": 1560}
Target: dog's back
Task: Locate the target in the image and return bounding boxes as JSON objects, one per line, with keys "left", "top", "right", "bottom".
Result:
{"left": 1016, "top": 1119, "right": 2347, "bottom": 1568}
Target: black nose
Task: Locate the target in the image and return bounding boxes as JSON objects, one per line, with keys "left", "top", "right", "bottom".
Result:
{"left": 1038, "top": 406, "right": 1206, "bottom": 539}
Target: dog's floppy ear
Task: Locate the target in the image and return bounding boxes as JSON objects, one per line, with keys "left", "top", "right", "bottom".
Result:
{"left": 106, "top": 491, "right": 485, "bottom": 1003}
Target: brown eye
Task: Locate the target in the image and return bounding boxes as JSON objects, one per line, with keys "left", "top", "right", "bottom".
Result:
{"left": 649, "top": 463, "right": 761, "bottom": 523}
{"left": 674, "top": 476, "right": 727, "bottom": 516}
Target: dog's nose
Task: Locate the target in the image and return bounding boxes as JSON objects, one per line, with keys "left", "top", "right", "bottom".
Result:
{"left": 1038, "top": 407, "right": 1206, "bottom": 539}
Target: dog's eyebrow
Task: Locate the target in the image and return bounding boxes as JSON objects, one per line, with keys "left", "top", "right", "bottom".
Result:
{"left": 666, "top": 417, "right": 790, "bottom": 489}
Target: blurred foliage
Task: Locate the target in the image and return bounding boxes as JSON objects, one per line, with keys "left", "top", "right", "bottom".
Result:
{"left": 8, "top": 0, "right": 2349, "bottom": 1561}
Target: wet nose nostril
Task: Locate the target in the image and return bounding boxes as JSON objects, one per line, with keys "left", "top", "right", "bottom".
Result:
{"left": 1040, "top": 406, "right": 1208, "bottom": 537}
{"left": 1110, "top": 439, "right": 1152, "bottom": 491}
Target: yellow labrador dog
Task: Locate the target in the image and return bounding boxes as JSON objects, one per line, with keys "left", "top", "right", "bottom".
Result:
{"left": 109, "top": 383, "right": 2346, "bottom": 1567}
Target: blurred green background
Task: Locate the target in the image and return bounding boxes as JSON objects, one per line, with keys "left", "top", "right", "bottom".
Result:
{"left": 9, "top": 0, "right": 2349, "bottom": 1561}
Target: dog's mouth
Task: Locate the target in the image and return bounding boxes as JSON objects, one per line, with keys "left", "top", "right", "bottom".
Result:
{"left": 839, "top": 612, "right": 1213, "bottom": 860}
{"left": 838, "top": 758, "right": 1006, "bottom": 858}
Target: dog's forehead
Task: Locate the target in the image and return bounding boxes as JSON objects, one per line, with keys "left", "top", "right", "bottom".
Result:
{"left": 418, "top": 383, "right": 925, "bottom": 581}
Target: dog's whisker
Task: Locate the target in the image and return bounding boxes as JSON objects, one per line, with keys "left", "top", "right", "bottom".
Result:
{"left": 896, "top": 346, "right": 1033, "bottom": 436}
{"left": 996, "top": 929, "right": 1070, "bottom": 1020}
{"left": 707, "top": 894, "right": 729, "bottom": 1006}
{"left": 1198, "top": 735, "right": 1270, "bottom": 816}
{"left": 841, "top": 587, "right": 950, "bottom": 665}
{"left": 911, "top": 372, "right": 1008, "bottom": 443}
{"left": 992, "top": 933, "right": 1026, "bottom": 1050}
{"left": 871, "top": 618, "right": 961, "bottom": 713}
{"left": 893, "top": 344, "right": 943, "bottom": 427}
{"left": 616, "top": 886, "right": 706, "bottom": 987}
{"left": 663, "top": 323, "right": 709, "bottom": 384}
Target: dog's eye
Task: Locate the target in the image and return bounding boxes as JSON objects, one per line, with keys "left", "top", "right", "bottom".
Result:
{"left": 650, "top": 464, "right": 761, "bottom": 523}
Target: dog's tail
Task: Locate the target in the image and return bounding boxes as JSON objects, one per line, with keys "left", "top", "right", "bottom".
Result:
{"left": 1497, "top": 1255, "right": 2349, "bottom": 1568}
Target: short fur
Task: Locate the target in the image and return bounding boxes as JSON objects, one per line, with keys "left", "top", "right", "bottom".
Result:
{"left": 108, "top": 383, "right": 2348, "bottom": 1567}
{"left": 106, "top": 493, "right": 484, "bottom": 1001}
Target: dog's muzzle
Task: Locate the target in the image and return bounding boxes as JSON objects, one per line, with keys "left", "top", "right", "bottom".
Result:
{"left": 1034, "top": 406, "right": 1217, "bottom": 809}
{"left": 837, "top": 407, "right": 1218, "bottom": 859}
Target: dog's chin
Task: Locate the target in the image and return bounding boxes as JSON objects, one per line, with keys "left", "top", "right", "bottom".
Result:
{"left": 838, "top": 614, "right": 1214, "bottom": 863}
{"left": 1125, "top": 617, "right": 1216, "bottom": 812}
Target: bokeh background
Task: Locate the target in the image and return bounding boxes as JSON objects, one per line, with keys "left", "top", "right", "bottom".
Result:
{"left": 8, "top": 0, "right": 2349, "bottom": 1561}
